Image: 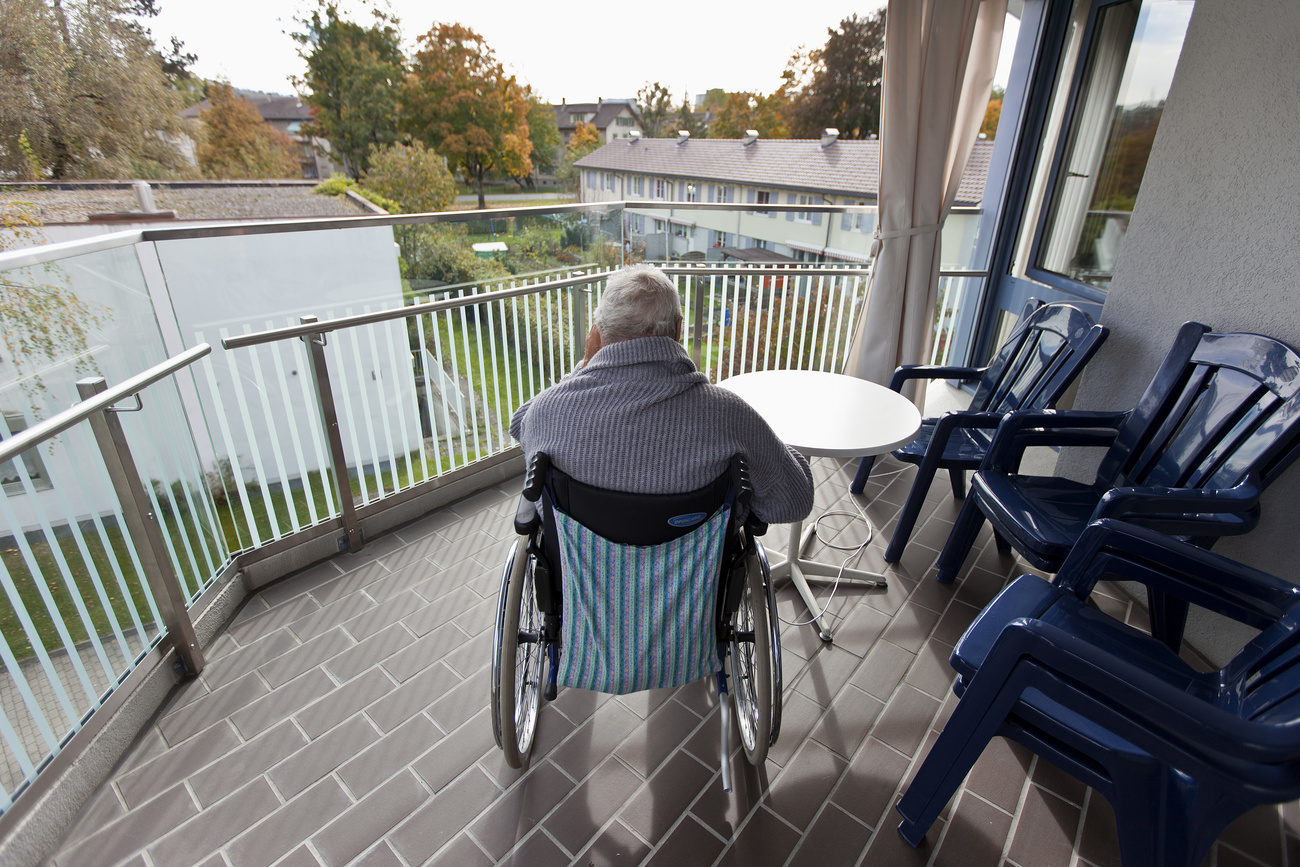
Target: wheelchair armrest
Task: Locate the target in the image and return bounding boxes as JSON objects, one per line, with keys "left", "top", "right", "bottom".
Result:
{"left": 744, "top": 515, "right": 768, "bottom": 537}
{"left": 514, "top": 495, "right": 540, "bottom": 536}
{"left": 889, "top": 364, "right": 983, "bottom": 393}
{"left": 1055, "top": 519, "right": 1300, "bottom": 631}
{"left": 984, "top": 409, "right": 1128, "bottom": 473}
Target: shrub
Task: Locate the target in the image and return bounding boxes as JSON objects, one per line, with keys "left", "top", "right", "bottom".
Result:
{"left": 363, "top": 142, "right": 456, "bottom": 214}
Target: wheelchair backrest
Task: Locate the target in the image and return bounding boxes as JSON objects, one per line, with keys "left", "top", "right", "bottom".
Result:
{"left": 524, "top": 452, "right": 752, "bottom": 546}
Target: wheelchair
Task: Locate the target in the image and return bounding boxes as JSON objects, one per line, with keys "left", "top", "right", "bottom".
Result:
{"left": 491, "top": 452, "right": 783, "bottom": 790}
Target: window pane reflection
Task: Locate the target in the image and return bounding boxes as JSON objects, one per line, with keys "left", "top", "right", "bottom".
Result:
{"left": 1037, "top": 0, "right": 1193, "bottom": 290}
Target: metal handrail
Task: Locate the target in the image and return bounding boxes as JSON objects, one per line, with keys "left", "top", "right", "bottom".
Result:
{"left": 0, "top": 200, "right": 984, "bottom": 271}
{"left": 219, "top": 271, "right": 607, "bottom": 350}
{"left": 0, "top": 343, "right": 211, "bottom": 464}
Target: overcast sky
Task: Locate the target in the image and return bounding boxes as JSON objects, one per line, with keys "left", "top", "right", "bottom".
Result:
{"left": 152, "top": 1, "right": 1019, "bottom": 104}
{"left": 152, "top": 0, "right": 891, "bottom": 101}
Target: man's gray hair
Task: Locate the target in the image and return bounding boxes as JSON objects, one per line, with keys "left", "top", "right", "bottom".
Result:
{"left": 593, "top": 265, "right": 683, "bottom": 342}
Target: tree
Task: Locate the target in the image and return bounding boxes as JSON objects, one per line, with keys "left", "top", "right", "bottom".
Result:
{"left": 636, "top": 81, "right": 674, "bottom": 138}
{"left": 401, "top": 23, "right": 531, "bottom": 209}
{"left": 700, "top": 88, "right": 729, "bottom": 112}
{"left": 1, "top": 202, "right": 105, "bottom": 398}
{"left": 711, "top": 91, "right": 791, "bottom": 139}
{"left": 0, "top": 0, "right": 194, "bottom": 179}
{"left": 521, "top": 88, "right": 561, "bottom": 187}
{"left": 980, "top": 86, "right": 1005, "bottom": 140}
{"left": 362, "top": 141, "right": 456, "bottom": 213}
{"left": 784, "top": 11, "right": 887, "bottom": 140}
{"left": 558, "top": 121, "right": 601, "bottom": 191}
{"left": 196, "top": 83, "right": 300, "bottom": 179}
{"left": 676, "top": 93, "right": 706, "bottom": 138}
{"left": 293, "top": 1, "right": 404, "bottom": 179}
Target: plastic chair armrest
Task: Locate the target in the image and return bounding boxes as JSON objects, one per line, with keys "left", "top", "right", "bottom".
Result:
{"left": 974, "top": 617, "right": 1296, "bottom": 764}
{"left": 1092, "top": 477, "right": 1260, "bottom": 526}
{"left": 888, "top": 364, "right": 984, "bottom": 393}
{"left": 983, "top": 409, "right": 1128, "bottom": 472}
{"left": 1054, "top": 518, "right": 1300, "bottom": 629}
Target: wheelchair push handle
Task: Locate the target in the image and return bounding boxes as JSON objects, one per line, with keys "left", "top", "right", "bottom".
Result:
{"left": 523, "top": 453, "right": 551, "bottom": 502}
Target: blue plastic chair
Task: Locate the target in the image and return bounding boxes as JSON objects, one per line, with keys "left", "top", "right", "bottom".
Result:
{"left": 849, "top": 301, "right": 1107, "bottom": 563}
{"left": 933, "top": 323, "right": 1300, "bottom": 648}
{"left": 898, "top": 519, "right": 1300, "bottom": 867}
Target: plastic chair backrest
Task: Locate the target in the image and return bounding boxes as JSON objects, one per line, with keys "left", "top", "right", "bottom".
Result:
{"left": 1097, "top": 323, "right": 1300, "bottom": 491}
{"left": 968, "top": 301, "right": 1106, "bottom": 417}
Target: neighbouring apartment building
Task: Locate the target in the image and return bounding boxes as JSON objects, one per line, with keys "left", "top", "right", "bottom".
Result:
{"left": 574, "top": 131, "right": 993, "bottom": 266}
{"left": 553, "top": 99, "right": 645, "bottom": 151}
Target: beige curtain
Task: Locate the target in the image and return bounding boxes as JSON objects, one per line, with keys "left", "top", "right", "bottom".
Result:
{"left": 845, "top": 0, "right": 1008, "bottom": 396}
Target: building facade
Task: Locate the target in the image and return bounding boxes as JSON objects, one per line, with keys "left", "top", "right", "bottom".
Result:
{"left": 574, "top": 134, "right": 993, "bottom": 266}
{"left": 553, "top": 99, "right": 645, "bottom": 150}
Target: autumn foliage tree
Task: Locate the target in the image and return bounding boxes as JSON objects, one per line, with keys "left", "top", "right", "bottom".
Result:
{"left": 980, "top": 86, "right": 1005, "bottom": 139}
{"left": 636, "top": 82, "right": 674, "bottom": 138}
{"left": 558, "top": 121, "right": 601, "bottom": 191}
{"left": 293, "top": 1, "right": 404, "bottom": 179}
{"left": 401, "top": 23, "right": 531, "bottom": 209}
{"left": 784, "top": 11, "right": 886, "bottom": 139}
{"left": 197, "top": 83, "right": 300, "bottom": 179}
{"left": 522, "top": 88, "right": 562, "bottom": 186}
{"left": 711, "top": 91, "right": 790, "bottom": 139}
{"left": 0, "top": 0, "right": 194, "bottom": 179}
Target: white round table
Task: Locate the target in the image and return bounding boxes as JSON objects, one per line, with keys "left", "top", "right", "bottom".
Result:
{"left": 720, "top": 370, "right": 922, "bottom": 640}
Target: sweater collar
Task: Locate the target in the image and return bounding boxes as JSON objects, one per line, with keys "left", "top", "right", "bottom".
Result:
{"left": 587, "top": 336, "right": 697, "bottom": 374}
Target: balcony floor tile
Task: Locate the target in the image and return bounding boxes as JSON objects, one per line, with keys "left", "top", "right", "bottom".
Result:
{"left": 44, "top": 456, "right": 1298, "bottom": 867}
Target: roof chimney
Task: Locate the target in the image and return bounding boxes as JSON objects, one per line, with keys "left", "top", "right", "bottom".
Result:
{"left": 741, "top": 130, "right": 759, "bottom": 148}
{"left": 676, "top": 130, "right": 690, "bottom": 145}
{"left": 820, "top": 128, "right": 840, "bottom": 149}
{"left": 133, "top": 181, "right": 157, "bottom": 213}
{"left": 628, "top": 130, "right": 641, "bottom": 144}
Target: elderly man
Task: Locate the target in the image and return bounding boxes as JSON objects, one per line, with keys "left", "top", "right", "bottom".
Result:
{"left": 510, "top": 264, "right": 813, "bottom": 524}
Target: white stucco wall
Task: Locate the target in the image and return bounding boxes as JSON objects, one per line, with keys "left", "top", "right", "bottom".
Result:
{"left": 1057, "top": 0, "right": 1300, "bottom": 661}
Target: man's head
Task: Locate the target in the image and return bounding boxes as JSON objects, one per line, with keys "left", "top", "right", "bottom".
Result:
{"left": 593, "top": 265, "right": 683, "bottom": 343}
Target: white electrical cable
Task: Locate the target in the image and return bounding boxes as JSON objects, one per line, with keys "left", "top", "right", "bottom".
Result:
{"left": 776, "top": 463, "right": 911, "bottom": 628}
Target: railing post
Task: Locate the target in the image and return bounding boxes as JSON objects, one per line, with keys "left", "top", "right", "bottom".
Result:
{"left": 300, "top": 315, "right": 364, "bottom": 552}
{"left": 690, "top": 268, "right": 706, "bottom": 368}
{"left": 573, "top": 284, "right": 589, "bottom": 360}
{"left": 76, "top": 378, "right": 205, "bottom": 677}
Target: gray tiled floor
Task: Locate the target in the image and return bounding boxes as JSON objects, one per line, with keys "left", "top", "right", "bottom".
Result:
{"left": 46, "top": 456, "right": 1300, "bottom": 867}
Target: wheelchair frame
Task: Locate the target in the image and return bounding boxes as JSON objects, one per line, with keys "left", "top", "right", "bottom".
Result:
{"left": 490, "top": 454, "right": 783, "bottom": 790}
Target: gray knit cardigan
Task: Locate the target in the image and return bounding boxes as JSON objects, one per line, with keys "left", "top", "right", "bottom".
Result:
{"left": 509, "top": 336, "right": 814, "bottom": 524}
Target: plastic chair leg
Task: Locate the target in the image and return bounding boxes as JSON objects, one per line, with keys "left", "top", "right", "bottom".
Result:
{"left": 1108, "top": 764, "right": 1244, "bottom": 867}
{"left": 850, "top": 455, "right": 876, "bottom": 494}
{"left": 884, "top": 465, "right": 938, "bottom": 563}
{"left": 1147, "top": 588, "right": 1191, "bottom": 654}
{"left": 949, "top": 469, "right": 967, "bottom": 500}
{"left": 934, "top": 496, "right": 986, "bottom": 584}
{"left": 993, "top": 529, "right": 1012, "bottom": 556}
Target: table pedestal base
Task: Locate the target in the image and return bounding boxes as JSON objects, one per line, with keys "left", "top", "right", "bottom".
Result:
{"left": 767, "top": 519, "right": 887, "bottom": 642}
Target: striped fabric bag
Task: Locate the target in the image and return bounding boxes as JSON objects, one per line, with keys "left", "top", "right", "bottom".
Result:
{"left": 551, "top": 505, "right": 730, "bottom": 695}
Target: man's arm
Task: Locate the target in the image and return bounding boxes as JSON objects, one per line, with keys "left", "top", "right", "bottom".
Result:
{"left": 731, "top": 400, "right": 814, "bottom": 524}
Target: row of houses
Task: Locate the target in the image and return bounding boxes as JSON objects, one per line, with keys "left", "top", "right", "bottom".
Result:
{"left": 574, "top": 132, "right": 994, "bottom": 266}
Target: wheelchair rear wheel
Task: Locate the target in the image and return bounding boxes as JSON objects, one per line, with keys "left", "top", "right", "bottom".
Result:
{"left": 492, "top": 537, "right": 545, "bottom": 768}
{"left": 731, "top": 545, "right": 777, "bottom": 765}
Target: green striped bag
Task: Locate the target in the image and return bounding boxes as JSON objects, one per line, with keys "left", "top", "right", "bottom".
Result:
{"left": 552, "top": 505, "right": 730, "bottom": 694}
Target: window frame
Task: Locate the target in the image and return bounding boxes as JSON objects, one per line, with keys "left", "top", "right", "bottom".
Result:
{"left": 1022, "top": 0, "right": 1194, "bottom": 299}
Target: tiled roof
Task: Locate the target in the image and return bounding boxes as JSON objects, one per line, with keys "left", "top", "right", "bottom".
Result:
{"left": 576, "top": 138, "right": 994, "bottom": 203}
{"left": 181, "top": 92, "right": 314, "bottom": 122}
{"left": 553, "top": 100, "right": 642, "bottom": 132}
